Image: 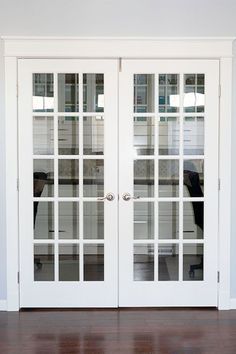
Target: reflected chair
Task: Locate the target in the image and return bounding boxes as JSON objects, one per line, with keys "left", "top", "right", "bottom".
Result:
{"left": 184, "top": 169, "right": 204, "bottom": 278}
{"left": 34, "top": 172, "right": 47, "bottom": 270}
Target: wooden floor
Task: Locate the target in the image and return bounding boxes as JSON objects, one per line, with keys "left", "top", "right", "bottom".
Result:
{"left": 1, "top": 309, "right": 236, "bottom": 353}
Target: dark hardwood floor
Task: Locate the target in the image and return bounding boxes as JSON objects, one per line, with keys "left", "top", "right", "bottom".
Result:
{"left": 1, "top": 309, "right": 236, "bottom": 354}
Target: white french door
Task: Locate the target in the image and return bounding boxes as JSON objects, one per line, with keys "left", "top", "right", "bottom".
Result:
{"left": 18, "top": 58, "right": 219, "bottom": 308}
{"left": 119, "top": 60, "right": 219, "bottom": 306}
{"left": 18, "top": 59, "right": 118, "bottom": 307}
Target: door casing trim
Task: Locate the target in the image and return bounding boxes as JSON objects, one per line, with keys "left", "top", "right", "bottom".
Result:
{"left": 3, "top": 37, "right": 233, "bottom": 310}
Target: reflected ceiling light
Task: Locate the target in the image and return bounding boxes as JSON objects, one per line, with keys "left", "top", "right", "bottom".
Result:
{"left": 33, "top": 96, "right": 54, "bottom": 111}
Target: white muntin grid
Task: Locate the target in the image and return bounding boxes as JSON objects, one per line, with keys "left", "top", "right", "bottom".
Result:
{"left": 132, "top": 73, "right": 205, "bottom": 282}
{"left": 32, "top": 72, "right": 105, "bottom": 283}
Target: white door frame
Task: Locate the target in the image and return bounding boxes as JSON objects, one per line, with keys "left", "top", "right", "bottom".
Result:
{"left": 2, "top": 37, "right": 233, "bottom": 310}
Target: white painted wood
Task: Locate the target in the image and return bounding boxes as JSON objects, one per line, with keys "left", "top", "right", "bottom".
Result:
{"left": 119, "top": 59, "right": 219, "bottom": 306}
{"left": 230, "top": 298, "right": 236, "bottom": 309}
{"left": 18, "top": 59, "right": 119, "bottom": 307}
{"left": 3, "top": 38, "right": 233, "bottom": 310}
{"left": 0, "top": 300, "right": 7, "bottom": 311}
{"left": 218, "top": 58, "right": 233, "bottom": 310}
{"left": 5, "top": 57, "right": 19, "bottom": 311}
{"left": 2, "top": 38, "right": 233, "bottom": 59}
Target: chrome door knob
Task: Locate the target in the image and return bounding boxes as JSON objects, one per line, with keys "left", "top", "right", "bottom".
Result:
{"left": 122, "top": 192, "right": 140, "bottom": 201}
{"left": 97, "top": 192, "right": 115, "bottom": 201}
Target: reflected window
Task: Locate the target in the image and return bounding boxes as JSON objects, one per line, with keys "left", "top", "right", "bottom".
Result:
{"left": 33, "top": 74, "right": 54, "bottom": 112}
{"left": 184, "top": 74, "right": 205, "bottom": 113}
{"left": 134, "top": 74, "right": 154, "bottom": 113}
{"left": 159, "top": 74, "right": 179, "bottom": 113}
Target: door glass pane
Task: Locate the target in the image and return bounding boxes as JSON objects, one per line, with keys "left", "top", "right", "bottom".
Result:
{"left": 134, "top": 117, "right": 154, "bottom": 155}
{"left": 184, "top": 116, "right": 204, "bottom": 155}
{"left": 83, "top": 116, "right": 104, "bottom": 155}
{"left": 34, "top": 202, "right": 54, "bottom": 239}
{"left": 183, "top": 244, "right": 204, "bottom": 280}
{"left": 133, "top": 244, "right": 154, "bottom": 281}
{"left": 134, "top": 74, "right": 154, "bottom": 113}
{"left": 58, "top": 74, "right": 79, "bottom": 112}
{"left": 58, "top": 116, "right": 79, "bottom": 155}
{"left": 159, "top": 160, "right": 179, "bottom": 197}
{"left": 58, "top": 159, "right": 79, "bottom": 197}
{"left": 34, "top": 159, "right": 54, "bottom": 197}
{"left": 134, "top": 202, "right": 154, "bottom": 240}
{"left": 134, "top": 160, "right": 154, "bottom": 198}
{"left": 83, "top": 160, "right": 104, "bottom": 197}
{"left": 83, "top": 202, "right": 104, "bottom": 240}
{"left": 184, "top": 74, "right": 205, "bottom": 113}
{"left": 158, "top": 202, "right": 179, "bottom": 239}
{"left": 59, "top": 244, "right": 80, "bottom": 281}
{"left": 33, "top": 116, "right": 54, "bottom": 155}
{"left": 159, "top": 117, "right": 179, "bottom": 155}
{"left": 84, "top": 244, "right": 104, "bottom": 281}
{"left": 59, "top": 202, "right": 79, "bottom": 239}
{"left": 183, "top": 202, "right": 204, "bottom": 239}
{"left": 158, "top": 244, "right": 179, "bottom": 280}
{"left": 34, "top": 244, "right": 54, "bottom": 281}
{"left": 83, "top": 74, "right": 104, "bottom": 112}
{"left": 33, "top": 74, "right": 54, "bottom": 112}
{"left": 184, "top": 160, "right": 204, "bottom": 197}
{"left": 159, "top": 74, "right": 179, "bottom": 113}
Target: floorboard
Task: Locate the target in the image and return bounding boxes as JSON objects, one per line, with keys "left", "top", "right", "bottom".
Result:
{"left": 1, "top": 309, "right": 236, "bottom": 353}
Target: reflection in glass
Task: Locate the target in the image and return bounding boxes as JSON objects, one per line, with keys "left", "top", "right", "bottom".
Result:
{"left": 134, "top": 160, "right": 154, "bottom": 198}
{"left": 83, "top": 116, "right": 104, "bottom": 155}
{"left": 184, "top": 117, "right": 204, "bottom": 155}
{"left": 134, "top": 202, "right": 154, "bottom": 240}
{"left": 158, "top": 244, "right": 179, "bottom": 280}
{"left": 33, "top": 74, "right": 54, "bottom": 112}
{"left": 84, "top": 244, "right": 104, "bottom": 281}
{"left": 159, "top": 117, "right": 179, "bottom": 155}
{"left": 58, "top": 116, "right": 79, "bottom": 155}
{"left": 34, "top": 159, "right": 54, "bottom": 197}
{"left": 134, "top": 74, "right": 154, "bottom": 113}
{"left": 59, "top": 202, "right": 79, "bottom": 239}
{"left": 58, "top": 159, "right": 79, "bottom": 197}
{"left": 83, "top": 202, "right": 104, "bottom": 239}
{"left": 158, "top": 202, "right": 179, "bottom": 239}
{"left": 83, "top": 160, "right": 104, "bottom": 197}
{"left": 34, "top": 202, "right": 54, "bottom": 239}
{"left": 184, "top": 74, "right": 205, "bottom": 113}
{"left": 159, "top": 74, "right": 179, "bottom": 113}
{"left": 183, "top": 202, "right": 204, "bottom": 239}
{"left": 133, "top": 117, "right": 154, "bottom": 155}
{"left": 58, "top": 74, "right": 79, "bottom": 112}
{"left": 33, "top": 116, "right": 54, "bottom": 155}
{"left": 133, "top": 244, "right": 154, "bottom": 281}
{"left": 183, "top": 244, "right": 204, "bottom": 280}
{"left": 184, "top": 160, "right": 204, "bottom": 197}
{"left": 59, "top": 244, "right": 79, "bottom": 281}
{"left": 83, "top": 74, "right": 104, "bottom": 112}
{"left": 34, "top": 244, "right": 54, "bottom": 281}
{"left": 159, "top": 160, "right": 179, "bottom": 197}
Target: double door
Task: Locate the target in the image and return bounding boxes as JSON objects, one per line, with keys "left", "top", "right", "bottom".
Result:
{"left": 18, "top": 59, "right": 219, "bottom": 307}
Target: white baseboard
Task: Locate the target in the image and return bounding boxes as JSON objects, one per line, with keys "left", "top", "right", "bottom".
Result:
{"left": 0, "top": 300, "right": 7, "bottom": 311}
{"left": 230, "top": 298, "right": 236, "bottom": 309}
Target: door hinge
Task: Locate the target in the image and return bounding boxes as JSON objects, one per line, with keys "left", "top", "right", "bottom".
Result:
{"left": 119, "top": 58, "right": 122, "bottom": 72}
{"left": 218, "top": 84, "right": 221, "bottom": 98}
{"left": 218, "top": 179, "right": 220, "bottom": 191}
{"left": 17, "top": 178, "right": 19, "bottom": 191}
{"left": 17, "top": 271, "right": 20, "bottom": 284}
{"left": 217, "top": 271, "right": 220, "bottom": 283}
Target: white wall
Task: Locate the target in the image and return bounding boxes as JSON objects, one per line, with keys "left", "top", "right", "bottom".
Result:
{"left": 0, "top": 0, "right": 236, "bottom": 301}
{"left": 1, "top": 0, "right": 236, "bottom": 37}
